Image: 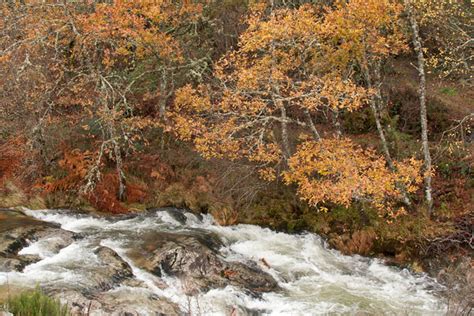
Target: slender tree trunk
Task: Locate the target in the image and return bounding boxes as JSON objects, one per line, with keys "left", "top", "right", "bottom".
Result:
{"left": 362, "top": 56, "right": 412, "bottom": 207}
{"left": 269, "top": 0, "right": 290, "bottom": 160}
{"left": 305, "top": 109, "right": 321, "bottom": 141}
{"left": 159, "top": 72, "right": 168, "bottom": 118}
{"left": 361, "top": 59, "right": 395, "bottom": 169}
{"left": 110, "top": 126, "right": 126, "bottom": 202}
{"left": 280, "top": 104, "right": 291, "bottom": 159}
{"left": 332, "top": 109, "right": 342, "bottom": 138}
{"left": 114, "top": 140, "right": 126, "bottom": 202}
{"left": 405, "top": 0, "right": 434, "bottom": 212}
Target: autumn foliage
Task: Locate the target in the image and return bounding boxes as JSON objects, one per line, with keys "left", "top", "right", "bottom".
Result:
{"left": 284, "top": 138, "right": 422, "bottom": 211}
{"left": 0, "top": 0, "right": 471, "bottom": 218}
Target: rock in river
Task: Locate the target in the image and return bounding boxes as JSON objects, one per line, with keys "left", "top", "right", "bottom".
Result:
{"left": 0, "top": 209, "right": 77, "bottom": 272}
{"left": 127, "top": 230, "right": 279, "bottom": 295}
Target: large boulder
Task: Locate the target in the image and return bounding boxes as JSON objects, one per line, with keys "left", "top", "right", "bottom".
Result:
{"left": 127, "top": 231, "right": 279, "bottom": 295}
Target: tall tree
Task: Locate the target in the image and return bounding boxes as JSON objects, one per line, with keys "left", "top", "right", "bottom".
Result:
{"left": 404, "top": 0, "right": 434, "bottom": 212}
{"left": 320, "top": 0, "right": 414, "bottom": 206}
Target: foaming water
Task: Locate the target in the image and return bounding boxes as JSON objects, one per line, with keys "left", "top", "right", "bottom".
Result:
{"left": 0, "top": 209, "right": 446, "bottom": 315}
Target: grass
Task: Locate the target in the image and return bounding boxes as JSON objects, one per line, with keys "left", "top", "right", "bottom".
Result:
{"left": 440, "top": 87, "right": 458, "bottom": 96}
{"left": 2, "top": 287, "right": 69, "bottom": 316}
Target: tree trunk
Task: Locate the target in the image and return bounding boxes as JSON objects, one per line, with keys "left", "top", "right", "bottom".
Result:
{"left": 362, "top": 56, "right": 412, "bottom": 207}
{"left": 361, "top": 60, "right": 395, "bottom": 169}
{"left": 109, "top": 127, "right": 126, "bottom": 202}
{"left": 159, "top": 72, "right": 168, "bottom": 118}
{"left": 280, "top": 105, "right": 291, "bottom": 159}
{"left": 405, "top": 0, "right": 434, "bottom": 213}
{"left": 269, "top": 0, "right": 290, "bottom": 160}
{"left": 113, "top": 140, "right": 126, "bottom": 202}
{"left": 332, "top": 109, "right": 342, "bottom": 138}
{"left": 305, "top": 110, "right": 321, "bottom": 141}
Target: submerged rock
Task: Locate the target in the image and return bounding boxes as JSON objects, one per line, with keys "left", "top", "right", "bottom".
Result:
{"left": 127, "top": 231, "right": 279, "bottom": 295}
{"left": 147, "top": 207, "right": 189, "bottom": 224}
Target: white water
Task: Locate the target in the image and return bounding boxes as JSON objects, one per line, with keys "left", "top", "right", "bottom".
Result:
{"left": 0, "top": 209, "right": 446, "bottom": 315}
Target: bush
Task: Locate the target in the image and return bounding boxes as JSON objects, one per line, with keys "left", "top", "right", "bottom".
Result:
{"left": 2, "top": 287, "right": 69, "bottom": 316}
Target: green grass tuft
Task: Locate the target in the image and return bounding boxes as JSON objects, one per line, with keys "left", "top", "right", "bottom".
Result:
{"left": 440, "top": 87, "right": 458, "bottom": 96}
{"left": 2, "top": 287, "right": 69, "bottom": 316}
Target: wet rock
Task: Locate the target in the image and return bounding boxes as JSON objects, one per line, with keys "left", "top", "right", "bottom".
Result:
{"left": 0, "top": 254, "right": 42, "bottom": 272}
{"left": 93, "top": 288, "right": 180, "bottom": 316}
{"left": 53, "top": 290, "right": 102, "bottom": 316}
{"left": 92, "top": 246, "right": 134, "bottom": 291}
{"left": 128, "top": 231, "right": 279, "bottom": 295}
{"left": 147, "top": 207, "right": 188, "bottom": 225}
{"left": 0, "top": 257, "right": 25, "bottom": 272}
{"left": 163, "top": 208, "right": 188, "bottom": 225}
{"left": 0, "top": 209, "right": 77, "bottom": 272}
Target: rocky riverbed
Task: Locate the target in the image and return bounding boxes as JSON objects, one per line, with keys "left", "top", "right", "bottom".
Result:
{"left": 0, "top": 208, "right": 446, "bottom": 315}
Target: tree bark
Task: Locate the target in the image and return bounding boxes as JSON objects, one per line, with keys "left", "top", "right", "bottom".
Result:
{"left": 361, "top": 59, "right": 395, "bottom": 169}
{"left": 280, "top": 104, "right": 291, "bottom": 159}
{"left": 269, "top": 0, "right": 291, "bottom": 160}
{"left": 305, "top": 109, "right": 321, "bottom": 141}
{"left": 362, "top": 56, "right": 412, "bottom": 207}
{"left": 405, "top": 0, "right": 434, "bottom": 213}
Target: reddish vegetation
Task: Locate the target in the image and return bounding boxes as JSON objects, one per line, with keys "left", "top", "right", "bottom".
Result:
{"left": 0, "top": 137, "right": 25, "bottom": 187}
{"left": 85, "top": 173, "right": 128, "bottom": 214}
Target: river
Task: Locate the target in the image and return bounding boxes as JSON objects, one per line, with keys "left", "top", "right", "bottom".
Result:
{"left": 0, "top": 208, "right": 446, "bottom": 315}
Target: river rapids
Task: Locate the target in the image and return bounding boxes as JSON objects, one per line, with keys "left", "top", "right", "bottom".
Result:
{"left": 0, "top": 208, "right": 446, "bottom": 315}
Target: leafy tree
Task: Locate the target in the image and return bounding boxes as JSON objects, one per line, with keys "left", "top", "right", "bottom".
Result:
{"left": 171, "top": 1, "right": 422, "bottom": 213}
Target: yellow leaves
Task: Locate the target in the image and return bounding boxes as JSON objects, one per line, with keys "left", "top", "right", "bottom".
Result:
{"left": 284, "top": 139, "right": 423, "bottom": 213}
{"left": 300, "top": 75, "right": 371, "bottom": 112}
{"left": 321, "top": 0, "right": 407, "bottom": 65}
{"left": 258, "top": 168, "right": 277, "bottom": 182}
{"left": 410, "top": 0, "right": 472, "bottom": 78}
{"left": 174, "top": 85, "right": 211, "bottom": 113}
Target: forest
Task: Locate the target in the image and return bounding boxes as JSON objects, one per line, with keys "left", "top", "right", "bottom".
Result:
{"left": 0, "top": 0, "right": 473, "bottom": 315}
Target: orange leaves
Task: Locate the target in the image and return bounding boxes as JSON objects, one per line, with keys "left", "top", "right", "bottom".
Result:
{"left": 284, "top": 139, "right": 423, "bottom": 213}
{"left": 85, "top": 173, "right": 127, "bottom": 214}
{"left": 77, "top": 0, "right": 192, "bottom": 66}
{"left": 240, "top": 5, "right": 320, "bottom": 54}
{"left": 170, "top": 3, "right": 381, "bottom": 188}
{"left": 0, "top": 137, "right": 26, "bottom": 186}
{"left": 299, "top": 75, "right": 371, "bottom": 112}
{"left": 43, "top": 148, "right": 94, "bottom": 193}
